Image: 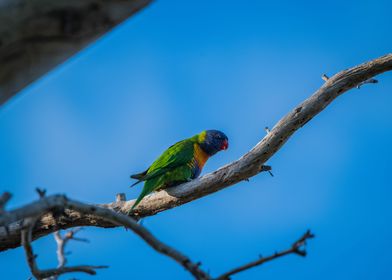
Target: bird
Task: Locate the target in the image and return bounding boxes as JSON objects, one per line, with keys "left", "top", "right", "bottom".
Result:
{"left": 129, "top": 130, "right": 228, "bottom": 211}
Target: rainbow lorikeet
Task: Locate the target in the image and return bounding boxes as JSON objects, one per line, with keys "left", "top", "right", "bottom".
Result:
{"left": 129, "top": 130, "right": 228, "bottom": 210}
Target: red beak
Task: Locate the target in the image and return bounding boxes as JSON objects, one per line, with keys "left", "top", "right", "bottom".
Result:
{"left": 221, "top": 139, "right": 229, "bottom": 150}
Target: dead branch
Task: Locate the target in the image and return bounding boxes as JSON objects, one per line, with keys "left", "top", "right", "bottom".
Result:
{"left": 356, "top": 78, "right": 378, "bottom": 88}
{"left": 7, "top": 192, "right": 313, "bottom": 279}
{"left": 214, "top": 230, "right": 315, "bottom": 280}
{"left": 54, "top": 228, "right": 88, "bottom": 269}
{"left": 3, "top": 194, "right": 210, "bottom": 280}
{"left": 1, "top": 53, "right": 391, "bottom": 252}
{"left": 21, "top": 218, "right": 106, "bottom": 280}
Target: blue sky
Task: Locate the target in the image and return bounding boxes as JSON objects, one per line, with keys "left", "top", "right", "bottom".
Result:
{"left": 1, "top": 0, "right": 392, "bottom": 279}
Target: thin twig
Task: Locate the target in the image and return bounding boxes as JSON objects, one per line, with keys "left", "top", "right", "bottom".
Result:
{"left": 0, "top": 192, "right": 12, "bottom": 237}
{"left": 21, "top": 217, "right": 107, "bottom": 280}
{"left": 54, "top": 228, "right": 87, "bottom": 270}
{"left": 35, "top": 188, "right": 46, "bottom": 199}
{"left": 264, "top": 127, "right": 271, "bottom": 134}
{"left": 356, "top": 78, "right": 378, "bottom": 88}
{"left": 261, "top": 165, "right": 274, "bottom": 177}
{"left": 214, "top": 230, "right": 315, "bottom": 280}
{"left": 54, "top": 231, "right": 66, "bottom": 269}
{"left": 0, "top": 192, "right": 12, "bottom": 213}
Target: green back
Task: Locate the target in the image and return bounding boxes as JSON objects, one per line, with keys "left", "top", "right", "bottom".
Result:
{"left": 130, "top": 136, "right": 198, "bottom": 210}
{"left": 147, "top": 138, "right": 195, "bottom": 176}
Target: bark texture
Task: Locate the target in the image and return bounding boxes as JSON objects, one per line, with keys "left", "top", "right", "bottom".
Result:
{"left": 0, "top": 0, "right": 152, "bottom": 105}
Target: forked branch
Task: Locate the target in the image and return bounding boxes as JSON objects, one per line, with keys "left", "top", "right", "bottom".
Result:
{"left": 214, "top": 230, "right": 315, "bottom": 280}
{"left": 21, "top": 218, "right": 107, "bottom": 280}
{"left": 4, "top": 193, "right": 315, "bottom": 280}
{"left": 8, "top": 194, "right": 210, "bottom": 280}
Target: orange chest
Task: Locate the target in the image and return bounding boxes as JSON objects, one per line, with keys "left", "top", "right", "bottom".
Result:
{"left": 193, "top": 144, "right": 210, "bottom": 169}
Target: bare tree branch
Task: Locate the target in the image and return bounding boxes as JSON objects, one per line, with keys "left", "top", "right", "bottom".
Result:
{"left": 214, "top": 230, "right": 315, "bottom": 280}
{"left": 54, "top": 228, "right": 88, "bottom": 269}
{"left": 1, "top": 53, "right": 392, "bottom": 252}
{"left": 40, "top": 228, "right": 91, "bottom": 280}
{"left": 21, "top": 218, "right": 106, "bottom": 280}
{"left": 7, "top": 193, "right": 314, "bottom": 279}
{"left": 3, "top": 195, "right": 211, "bottom": 280}
{"left": 53, "top": 231, "right": 67, "bottom": 269}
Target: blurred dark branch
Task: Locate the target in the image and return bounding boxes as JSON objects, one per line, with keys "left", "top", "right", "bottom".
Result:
{"left": 214, "top": 230, "right": 315, "bottom": 280}
{"left": 0, "top": 0, "right": 152, "bottom": 106}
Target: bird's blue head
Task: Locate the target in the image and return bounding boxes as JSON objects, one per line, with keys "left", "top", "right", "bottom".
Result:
{"left": 198, "top": 130, "right": 229, "bottom": 156}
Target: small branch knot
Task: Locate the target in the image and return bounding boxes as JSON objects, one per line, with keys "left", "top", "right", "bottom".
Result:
{"left": 264, "top": 127, "right": 271, "bottom": 134}
{"left": 261, "top": 165, "right": 274, "bottom": 177}
{"left": 261, "top": 165, "right": 271, "bottom": 172}
{"left": 292, "top": 230, "right": 314, "bottom": 257}
{"left": 0, "top": 192, "right": 12, "bottom": 213}
{"left": 35, "top": 188, "right": 46, "bottom": 198}
{"left": 357, "top": 78, "right": 378, "bottom": 89}
{"left": 116, "top": 193, "right": 127, "bottom": 202}
{"left": 321, "top": 74, "right": 329, "bottom": 81}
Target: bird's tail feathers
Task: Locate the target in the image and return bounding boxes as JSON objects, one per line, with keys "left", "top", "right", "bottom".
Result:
{"left": 130, "top": 169, "right": 148, "bottom": 188}
{"left": 130, "top": 188, "right": 151, "bottom": 211}
{"left": 129, "top": 180, "right": 143, "bottom": 188}
{"left": 130, "top": 169, "right": 148, "bottom": 180}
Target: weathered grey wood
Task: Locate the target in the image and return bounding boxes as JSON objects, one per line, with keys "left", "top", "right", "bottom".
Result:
{"left": 10, "top": 195, "right": 211, "bottom": 280}
{"left": 4, "top": 194, "right": 313, "bottom": 279}
{"left": 0, "top": 0, "right": 151, "bottom": 105}
{"left": 1, "top": 53, "right": 392, "bottom": 252}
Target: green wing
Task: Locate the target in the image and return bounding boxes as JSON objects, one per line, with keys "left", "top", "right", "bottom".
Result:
{"left": 131, "top": 139, "right": 195, "bottom": 183}
{"left": 131, "top": 164, "right": 193, "bottom": 211}
{"left": 148, "top": 139, "right": 195, "bottom": 175}
{"left": 130, "top": 139, "right": 196, "bottom": 211}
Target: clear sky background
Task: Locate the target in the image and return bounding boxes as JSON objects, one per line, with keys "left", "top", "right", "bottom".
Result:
{"left": 1, "top": 0, "right": 392, "bottom": 279}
